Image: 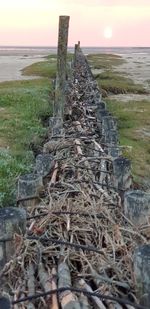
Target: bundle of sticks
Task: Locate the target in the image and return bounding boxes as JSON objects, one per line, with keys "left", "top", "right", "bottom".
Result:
{"left": 0, "top": 49, "right": 147, "bottom": 309}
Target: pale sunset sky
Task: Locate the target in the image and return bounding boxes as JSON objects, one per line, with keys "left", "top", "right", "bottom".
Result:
{"left": 0, "top": 0, "right": 150, "bottom": 46}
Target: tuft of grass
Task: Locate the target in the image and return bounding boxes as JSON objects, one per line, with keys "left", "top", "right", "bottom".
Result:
{"left": 22, "top": 53, "right": 73, "bottom": 79}
{"left": 106, "top": 98, "right": 150, "bottom": 184}
{"left": 22, "top": 60, "right": 57, "bottom": 78}
{"left": 0, "top": 148, "right": 34, "bottom": 207}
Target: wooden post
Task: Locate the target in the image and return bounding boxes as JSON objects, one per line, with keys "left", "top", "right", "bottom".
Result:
{"left": 0, "top": 207, "right": 26, "bottom": 270}
{"left": 54, "top": 16, "right": 70, "bottom": 118}
{"left": 112, "top": 157, "right": 132, "bottom": 191}
{"left": 34, "top": 154, "right": 54, "bottom": 185}
{"left": 134, "top": 245, "right": 150, "bottom": 306}
{"left": 74, "top": 43, "right": 78, "bottom": 67}
{"left": 49, "top": 116, "right": 64, "bottom": 137}
{"left": 124, "top": 190, "right": 150, "bottom": 225}
{"left": 105, "top": 129, "right": 119, "bottom": 145}
{"left": 17, "top": 173, "right": 44, "bottom": 208}
{"left": 0, "top": 295, "right": 11, "bottom": 309}
{"left": 57, "top": 16, "right": 70, "bottom": 86}
{"left": 106, "top": 146, "right": 122, "bottom": 158}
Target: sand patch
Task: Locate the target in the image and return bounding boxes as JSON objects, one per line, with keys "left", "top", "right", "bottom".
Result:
{"left": 92, "top": 68, "right": 104, "bottom": 75}
{"left": 0, "top": 54, "right": 48, "bottom": 83}
{"left": 109, "top": 93, "right": 150, "bottom": 102}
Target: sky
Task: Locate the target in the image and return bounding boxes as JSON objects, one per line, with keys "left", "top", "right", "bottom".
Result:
{"left": 0, "top": 0, "right": 150, "bottom": 46}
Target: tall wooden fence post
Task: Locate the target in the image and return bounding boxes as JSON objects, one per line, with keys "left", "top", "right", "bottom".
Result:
{"left": 54, "top": 16, "right": 70, "bottom": 118}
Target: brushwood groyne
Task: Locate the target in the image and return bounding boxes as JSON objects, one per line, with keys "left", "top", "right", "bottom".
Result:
{"left": 0, "top": 16, "right": 150, "bottom": 309}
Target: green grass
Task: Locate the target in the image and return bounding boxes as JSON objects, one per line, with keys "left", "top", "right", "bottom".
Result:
{"left": 106, "top": 99, "right": 150, "bottom": 184}
{"left": 87, "top": 53, "right": 125, "bottom": 70}
{"left": 0, "top": 77, "right": 53, "bottom": 207}
{"left": 22, "top": 53, "right": 72, "bottom": 78}
{"left": 97, "top": 71, "right": 147, "bottom": 96}
{"left": 22, "top": 59, "right": 57, "bottom": 78}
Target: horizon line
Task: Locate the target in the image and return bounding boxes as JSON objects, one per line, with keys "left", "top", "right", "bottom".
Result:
{"left": 0, "top": 45, "right": 150, "bottom": 48}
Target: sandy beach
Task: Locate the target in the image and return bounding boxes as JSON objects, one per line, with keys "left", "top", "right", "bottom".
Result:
{"left": 0, "top": 50, "right": 49, "bottom": 82}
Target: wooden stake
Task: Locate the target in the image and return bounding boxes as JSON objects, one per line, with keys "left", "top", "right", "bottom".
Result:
{"left": 58, "top": 259, "right": 81, "bottom": 308}
{"left": 54, "top": 16, "right": 70, "bottom": 117}
{"left": 38, "top": 262, "right": 52, "bottom": 308}
{"left": 51, "top": 268, "right": 59, "bottom": 309}
{"left": 49, "top": 162, "right": 59, "bottom": 187}
{"left": 27, "top": 263, "right": 35, "bottom": 309}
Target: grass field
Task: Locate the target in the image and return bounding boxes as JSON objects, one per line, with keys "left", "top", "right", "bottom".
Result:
{"left": 0, "top": 71, "right": 55, "bottom": 206}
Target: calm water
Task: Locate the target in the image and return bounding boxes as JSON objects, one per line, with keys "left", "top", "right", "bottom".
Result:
{"left": 0, "top": 46, "right": 150, "bottom": 56}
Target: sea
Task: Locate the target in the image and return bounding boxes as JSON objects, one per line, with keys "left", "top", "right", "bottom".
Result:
{"left": 0, "top": 46, "right": 150, "bottom": 56}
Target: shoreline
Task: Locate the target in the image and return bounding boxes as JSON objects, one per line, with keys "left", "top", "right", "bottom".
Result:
{"left": 0, "top": 48, "right": 150, "bottom": 85}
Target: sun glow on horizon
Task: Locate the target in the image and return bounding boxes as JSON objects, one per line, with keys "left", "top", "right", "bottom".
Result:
{"left": 104, "top": 27, "right": 113, "bottom": 39}
{"left": 0, "top": 1, "right": 150, "bottom": 46}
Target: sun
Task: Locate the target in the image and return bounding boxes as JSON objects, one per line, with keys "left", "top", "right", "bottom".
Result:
{"left": 104, "top": 27, "right": 113, "bottom": 39}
